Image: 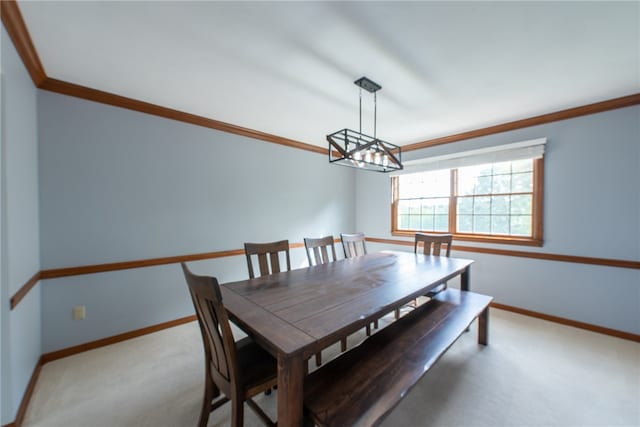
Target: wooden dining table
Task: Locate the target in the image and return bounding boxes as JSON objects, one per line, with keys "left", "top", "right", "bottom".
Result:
{"left": 221, "top": 250, "right": 474, "bottom": 427}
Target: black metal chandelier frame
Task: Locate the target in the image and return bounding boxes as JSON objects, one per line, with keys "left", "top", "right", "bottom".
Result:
{"left": 327, "top": 77, "right": 403, "bottom": 173}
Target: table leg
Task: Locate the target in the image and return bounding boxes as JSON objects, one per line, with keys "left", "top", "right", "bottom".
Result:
{"left": 461, "top": 266, "right": 470, "bottom": 292}
{"left": 478, "top": 307, "right": 489, "bottom": 345}
{"left": 278, "top": 352, "right": 305, "bottom": 427}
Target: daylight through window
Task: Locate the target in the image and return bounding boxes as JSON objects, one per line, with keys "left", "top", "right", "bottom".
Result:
{"left": 392, "top": 157, "right": 543, "bottom": 245}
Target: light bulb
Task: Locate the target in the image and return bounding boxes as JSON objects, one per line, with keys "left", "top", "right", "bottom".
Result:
{"left": 382, "top": 155, "right": 389, "bottom": 167}
{"left": 374, "top": 151, "right": 382, "bottom": 165}
{"left": 353, "top": 151, "right": 362, "bottom": 161}
{"left": 364, "top": 150, "right": 372, "bottom": 163}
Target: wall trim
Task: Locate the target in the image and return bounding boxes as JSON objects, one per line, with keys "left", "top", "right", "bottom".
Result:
{"left": 403, "top": 93, "right": 640, "bottom": 152}
{"left": 40, "top": 249, "right": 247, "bottom": 280}
{"left": 491, "top": 303, "right": 640, "bottom": 343}
{"left": 12, "top": 241, "right": 332, "bottom": 309}
{"left": 39, "top": 241, "right": 312, "bottom": 280}
{"left": 10, "top": 272, "right": 41, "bottom": 310}
{"left": 365, "top": 237, "right": 640, "bottom": 269}
{"left": 0, "top": 0, "right": 46, "bottom": 86}
{"left": 40, "top": 315, "right": 197, "bottom": 364}
{"left": 12, "top": 356, "right": 44, "bottom": 427}
{"left": 38, "top": 78, "right": 327, "bottom": 155}
{"left": 12, "top": 239, "right": 639, "bottom": 311}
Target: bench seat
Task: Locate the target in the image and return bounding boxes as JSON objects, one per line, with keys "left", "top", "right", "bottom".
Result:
{"left": 304, "top": 288, "right": 493, "bottom": 427}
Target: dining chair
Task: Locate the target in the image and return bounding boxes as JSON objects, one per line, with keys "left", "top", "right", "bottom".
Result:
{"left": 244, "top": 239, "right": 291, "bottom": 279}
{"left": 181, "top": 263, "right": 277, "bottom": 427}
{"left": 414, "top": 232, "right": 453, "bottom": 257}
{"left": 304, "top": 235, "right": 338, "bottom": 266}
{"left": 340, "top": 232, "right": 378, "bottom": 335}
{"left": 395, "top": 233, "right": 454, "bottom": 319}
{"left": 303, "top": 235, "right": 347, "bottom": 365}
{"left": 340, "top": 232, "right": 367, "bottom": 258}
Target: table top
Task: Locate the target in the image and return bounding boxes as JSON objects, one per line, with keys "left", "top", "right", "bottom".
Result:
{"left": 221, "top": 250, "right": 473, "bottom": 359}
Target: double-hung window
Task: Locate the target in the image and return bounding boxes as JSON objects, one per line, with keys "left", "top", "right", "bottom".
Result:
{"left": 391, "top": 139, "right": 545, "bottom": 246}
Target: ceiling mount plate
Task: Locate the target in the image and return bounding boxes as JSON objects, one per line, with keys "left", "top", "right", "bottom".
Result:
{"left": 354, "top": 77, "right": 382, "bottom": 93}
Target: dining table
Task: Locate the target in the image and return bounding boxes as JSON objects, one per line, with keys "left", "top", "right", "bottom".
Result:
{"left": 220, "top": 250, "right": 474, "bottom": 427}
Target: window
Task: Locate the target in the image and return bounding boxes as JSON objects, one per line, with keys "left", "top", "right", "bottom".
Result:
{"left": 392, "top": 157, "right": 543, "bottom": 245}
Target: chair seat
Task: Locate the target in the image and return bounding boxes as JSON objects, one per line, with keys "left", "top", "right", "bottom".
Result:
{"left": 236, "top": 337, "right": 278, "bottom": 394}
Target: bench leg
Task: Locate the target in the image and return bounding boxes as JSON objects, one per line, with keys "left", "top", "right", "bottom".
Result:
{"left": 478, "top": 307, "right": 489, "bottom": 345}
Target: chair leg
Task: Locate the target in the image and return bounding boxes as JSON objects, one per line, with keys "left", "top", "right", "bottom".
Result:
{"left": 374, "top": 319, "right": 379, "bottom": 329}
{"left": 394, "top": 307, "right": 400, "bottom": 320}
{"left": 198, "top": 377, "right": 214, "bottom": 427}
{"left": 231, "top": 397, "right": 244, "bottom": 427}
{"left": 366, "top": 323, "right": 371, "bottom": 336}
{"left": 315, "top": 351, "right": 322, "bottom": 367}
{"left": 341, "top": 337, "right": 347, "bottom": 352}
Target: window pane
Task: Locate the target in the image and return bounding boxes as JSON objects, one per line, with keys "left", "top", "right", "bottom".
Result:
{"left": 409, "top": 215, "right": 421, "bottom": 230}
{"left": 474, "top": 175, "right": 492, "bottom": 194}
{"left": 398, "top": 214, "right": 409, "bottom": 229}
{"left": 398, "top": 169, "right": 450, "bottom": 198}
{"left": 491, "top": 195, "right": 509, "bottom": 214}
{"left": 474, "top": 215, "right": 491, "bottom": 233}
{"left": 434, "top": 215, "right": 449, "bottom": 231}
{"left": 492, "top": 161, "right": 511, "bottom": 175}
{"left": 407, "top": 200, "right": 421, "bottom": 215}
{"left": 434, "top": 198, "right": 449, "bottom": 214}
{"left": 473, "top": 196, "right": 491, "bottom": 214}
{"left": 491, "top": 215, "right": 510, "bottom": 234}
{"left": 511, "top": 215, "right": 532, "bottom": 236}
{"left": 457, "top": 214, "right": 473, "bottom": 233}
{"left": 421, "top": 215, "right": 434, "bottom": 230}
{"left": 421, "top": 203, "right": 434, "bottom": 215}
{"left": 458, "top": 173, "right": 475, "bottom": 196}
{"left": 492, "top": 174, "right": 511, "bottom": 194}
{"left": 512, "top": 159, "right": 533, "bottom": 173}
{"left": 457, "top": 197, "right": 473, "bottom": 214}
{"left": 512, "top": 172, "right": 533, "bottom": 193}
{"left": 511, "top": 195, "right": 532, "bottom": 215}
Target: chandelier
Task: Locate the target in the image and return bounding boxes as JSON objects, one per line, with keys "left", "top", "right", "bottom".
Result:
{"left": 327, "top": 77, "right": 402, "bottom": 172}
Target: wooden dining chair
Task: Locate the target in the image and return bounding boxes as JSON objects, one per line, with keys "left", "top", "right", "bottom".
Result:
{"left": 414, "top": 232, "right": 453, "bottom": 257}
{"left": 304, "top": 235, "right": 338, "bottom": 266}
{"left": 181, "top": 263, "right": 277, "bottom": 427}
{"left": 395, "top": 233, "right": 454, "bottom": 319}
{"left": 303, "top": 235, "right": 347, "bottom": 365}
{"left": 340, "top": 232, "right": 378, "bottom": 335}
{"left": 244, "top": 240, "right": 291, "bottom": 279}
{"left": 340, "top": 232, "right": 367, "bottom": 258}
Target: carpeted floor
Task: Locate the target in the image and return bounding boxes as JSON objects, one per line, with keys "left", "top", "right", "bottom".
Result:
{"left": 23, "top": 308, "right": 640, "bottom": 427}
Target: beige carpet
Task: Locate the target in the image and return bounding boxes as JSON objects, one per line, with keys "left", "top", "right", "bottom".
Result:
{"left": 23, "top": 308, "right": 640, "bottom": 427}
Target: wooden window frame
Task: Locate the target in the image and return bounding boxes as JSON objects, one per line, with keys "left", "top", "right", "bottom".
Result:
{"left": 391, "top": 158, "right": 544, "bottom": 246}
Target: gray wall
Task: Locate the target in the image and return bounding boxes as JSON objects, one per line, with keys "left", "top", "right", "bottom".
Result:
{"left": 356, "top": 106, "right": 640, "bottom": 334}
{"left": 1, "top": 26, "right": 42, "bottom": 424}
{"left": 37, "top": 90, "right": 356, "bottom": 352}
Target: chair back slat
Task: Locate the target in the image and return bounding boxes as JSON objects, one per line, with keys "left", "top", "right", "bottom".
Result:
{"left": 414, "top": 233, "right": 453, "bottom": 257}
{"left": 341, "top": 232, "right": 367, "bottom": 258}
{"left": 181, "top": 263, "right": 237, "bottom": 388}
{"left": 244, "top": 240, "right": 291, "bottom": 279}
{"left": 304, "top": 236, "right": 337, "bottom": 266}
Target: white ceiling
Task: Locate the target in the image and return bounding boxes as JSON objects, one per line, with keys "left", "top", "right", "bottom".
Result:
{"left": 18, "top": 1, "right": 640, "bottom": 148}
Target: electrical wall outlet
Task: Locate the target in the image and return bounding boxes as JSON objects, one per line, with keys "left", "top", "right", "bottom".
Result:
{"left": 73, "top": 305, "right": 86, "bottom": 320}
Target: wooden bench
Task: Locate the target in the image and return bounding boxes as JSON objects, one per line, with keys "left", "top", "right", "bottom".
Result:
{"left": 304, "top": 288, "right": 493, "bottom": 427}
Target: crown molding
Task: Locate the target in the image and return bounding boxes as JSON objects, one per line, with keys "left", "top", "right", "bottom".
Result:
{"left": 39, "top": 78, "right": 327, "bottom": 155}
{"left": 0, "top": 0, "right": 46, "bottom": 85}
{"left": 403, "top": 93, "right": 640, "bottom": 152}
{"left": 2, "top": 1, "right": 639, "bottom": 155}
